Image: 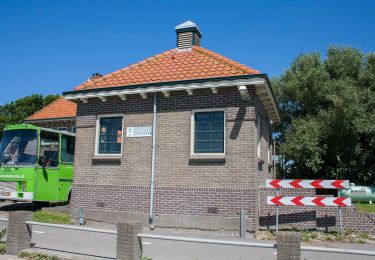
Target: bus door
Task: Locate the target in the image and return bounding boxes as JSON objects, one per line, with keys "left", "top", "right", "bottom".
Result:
{"left": 35, "top": 131, "right": 60, "bottom": 202}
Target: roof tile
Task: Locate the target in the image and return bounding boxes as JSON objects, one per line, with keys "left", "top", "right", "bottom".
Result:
{"left": 26, "top": 97, "right": 77, "bottom": 121}
{"left": 74, "top": 46, "right": 260, "bottom": 90}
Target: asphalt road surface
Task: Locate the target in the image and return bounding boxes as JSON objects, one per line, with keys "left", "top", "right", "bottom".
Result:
{"left": 0, "top": 220, "right": 375, "bottom": 259}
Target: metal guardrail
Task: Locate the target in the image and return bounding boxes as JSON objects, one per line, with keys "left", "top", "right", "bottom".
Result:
{"left": 139, "top": 233, "right": 276, "bottom": 248}
{"left": 138, "top": 233, "right": 375, "bottom": 256}
{"left": 301, "top": 245, "right": 375, "bottom": 256}
{"left": 2, "top": 217, "right": 375, "bottom": 256}
{"left": 24, "top": 221, "right": 117, "bottom": 234}
{"left": 0, "top": 217, "right": 9, "bottom": 222}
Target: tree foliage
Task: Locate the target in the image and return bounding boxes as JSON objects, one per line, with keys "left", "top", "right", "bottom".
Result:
{"left": 0, "top": 94, "right": 60, "bottom": 131}
{"left": 273, "top": 46, "right": 375, "bottom": 185}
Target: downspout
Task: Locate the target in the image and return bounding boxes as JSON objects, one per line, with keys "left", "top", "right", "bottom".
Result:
{"left": 149, "top": 93, "right": 157, "bottom": 229}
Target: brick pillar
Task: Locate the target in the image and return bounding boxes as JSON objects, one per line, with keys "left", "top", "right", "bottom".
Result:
{"left": 116, "top": 222, "right": 142, "bottom": 260}
{"left": 277, "top": 232, "right": 301, "bottom": 260}
{"left": 6, "top": 211, "right": 33, "bottom": 255}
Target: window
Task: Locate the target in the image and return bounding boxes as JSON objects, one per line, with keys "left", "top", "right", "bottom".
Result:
{"left": 57, "top": 127, "right": 67, "bottom": 132}
{"left": 96, "top": 116, "right": 123, "bottom": 155}
{"left": 0, "top": 129, "right": 38, "bottom": 166}
{"left": 71, "top": 127, "right": 77, "bottom": 133}
{"left": 61, "top": 135, "right": 75, "bottom": 163}
{"left": 256, "top": 115, "right": 261, "bottom": 158}
{"left": 40, "top": 131, "right": 59, "bottom": 167}
{"left": 193, "top": 110, "right": 225, "bottom": 154}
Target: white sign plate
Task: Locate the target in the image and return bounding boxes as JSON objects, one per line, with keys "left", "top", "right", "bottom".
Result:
{"left": 126, "top": 126, "right": 152, "bottom": 137}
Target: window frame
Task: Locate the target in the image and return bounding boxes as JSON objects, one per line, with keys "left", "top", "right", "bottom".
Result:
{"left": 60, "top": 134, "right": 75, "bottom": 163}
{"left": 95, "top": 114, "right": 124, "bottom": 156}
{"left": 39, "top": 131, "right": 60, "bottom": 168}
{"left": 191, "top": 108, "right": 226, "bottom": 156}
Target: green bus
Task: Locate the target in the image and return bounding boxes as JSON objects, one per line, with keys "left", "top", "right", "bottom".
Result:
{"left": 0, "top": 124, "right": 75, "bottom": 203}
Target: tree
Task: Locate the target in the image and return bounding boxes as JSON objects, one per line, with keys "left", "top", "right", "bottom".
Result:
{"left": 273, "top": 46, "right": 375, "bottom": 185}
{"left": 0, "top": 94, "right": 60, "bottom": 131}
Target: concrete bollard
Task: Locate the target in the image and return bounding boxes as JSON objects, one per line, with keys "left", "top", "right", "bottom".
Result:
{"left": 277, "top": 232, "right": 301, "bottom": 260}
{"left": 116, "top": 222, "right": 142, "bottom": 260}
{"left": 6, "top": 211, "right": 33, "bottom": 255}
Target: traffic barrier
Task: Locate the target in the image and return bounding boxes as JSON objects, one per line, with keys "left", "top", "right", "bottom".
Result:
{"left": 266, "top": 179, "right": 351, "bottom": 238}
{"left": 267, "top": 196, "right": 352, "bottom": 207}
{"left": 266, "top": 179, "right": 349, "bottom": 189}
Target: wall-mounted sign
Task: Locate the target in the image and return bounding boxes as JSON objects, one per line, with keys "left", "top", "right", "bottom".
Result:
{"left": 126, "top": 126, "right": 152, "bottom": 137}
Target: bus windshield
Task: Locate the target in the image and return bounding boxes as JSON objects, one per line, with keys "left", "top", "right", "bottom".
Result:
{"left": 0, "top": 129, "right": 38, "bottom": 166}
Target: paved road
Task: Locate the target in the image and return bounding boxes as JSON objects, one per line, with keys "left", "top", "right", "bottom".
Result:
{"left": 1, "top": 220, "right": 375, "bottom": 259}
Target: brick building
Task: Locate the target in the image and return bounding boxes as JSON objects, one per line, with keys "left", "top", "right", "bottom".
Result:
{"left": 25, "top": 97, "right": 77, "bottom": 132}
{"left": 26, "top": 21, "right": 375, "bottom": 234}
{"left": 58, "top": 21, "right": 279, "bottom": 229}
{"left": 27, "top": 21, "right": 279, "bottom": 229}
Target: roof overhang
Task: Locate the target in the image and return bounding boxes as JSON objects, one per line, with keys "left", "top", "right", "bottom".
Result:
{"left": 63, "top": 74, "right": 280, "bottom": 122}
{"left": 24, "top": 117, "right": 76, "bottom": 123}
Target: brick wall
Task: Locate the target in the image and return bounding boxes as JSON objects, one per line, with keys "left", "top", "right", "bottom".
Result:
{"left": 71, "top": 86, "right": 270, "bottom": 223}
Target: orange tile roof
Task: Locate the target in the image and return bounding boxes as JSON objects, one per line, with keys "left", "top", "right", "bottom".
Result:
{"left": 29, "top": 46, "right": 260, "bottom": 120}
{"left": 26, "top": 97, "right": 77, "bottom": 121}
{"left": 75, "top": 46, "right": 260, "bottom": 90}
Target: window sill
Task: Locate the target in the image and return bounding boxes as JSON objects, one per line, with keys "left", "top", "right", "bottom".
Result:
{"left": 189, "top": 154, "right": 226, "bottom": 164}
{"left": 92, "top": 156, "right": 121, "bottom": 166}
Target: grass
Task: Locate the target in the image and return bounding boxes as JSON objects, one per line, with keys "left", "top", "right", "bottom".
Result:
{"left": 259, "top": 228, "right": 374, "bottom": 243}
{"left": 19, "top": 252, "right": 59, "bottom": 260}
{"left": 32, "top": 211, "right": 72, "bottom": 224}
{"left": 354, "top": 202, "right": 375, "bottom": 213}
{"left": 0, "top": 227, "right": 6, "bottom": 255}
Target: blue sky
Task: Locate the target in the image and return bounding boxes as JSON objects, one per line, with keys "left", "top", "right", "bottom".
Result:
{"left": 0, "top": 0, "right": 374, "bottom": 105}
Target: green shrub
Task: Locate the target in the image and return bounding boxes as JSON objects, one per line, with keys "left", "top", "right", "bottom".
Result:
{"left": 19, "top": 252, "right": 59, "bottom": 260}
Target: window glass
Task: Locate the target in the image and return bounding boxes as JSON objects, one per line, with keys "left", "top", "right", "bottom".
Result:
{"left": 194, "top": 111, "right": 224, "bottom": 153}
{"left": 98, "top": 117, "right": 123, "bottom": 154}
{"left": 61, "top": 135, "right": 75, "bottom": 163}
{"left": 0, "top": 129, "right": 38, "bottom": 166}
{"left": 40, "top": 131, "right": 59, "bottom": 167}
{"left": 57, "top": 127, "right": 67, "bottom": 132}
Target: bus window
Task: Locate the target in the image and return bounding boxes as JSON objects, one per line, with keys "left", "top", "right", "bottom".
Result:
{"left": 39, "top": 131, "right": 59, "bottom": 167}
{"left": 61, "top": 135, "right": 75, "bottom": 163}
{"left": 0, "top": 129, "right": 38, "bottom": 166}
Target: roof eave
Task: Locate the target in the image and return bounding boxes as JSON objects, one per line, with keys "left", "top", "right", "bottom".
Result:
{"left": 63, "top": 74, "right": 280, "bottom": 122}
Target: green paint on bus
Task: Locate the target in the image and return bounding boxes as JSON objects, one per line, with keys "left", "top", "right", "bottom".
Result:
{"left": 0, "top": 124, "right": 75, "bottom": 203}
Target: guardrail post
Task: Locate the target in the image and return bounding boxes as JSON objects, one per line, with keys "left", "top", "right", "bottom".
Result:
{"left": 277, "top": 232, "right": 301, "bottom": 260}
{"left": 6, "top": 211, "right": 33, "bottom": 255}
{"left": 117, "top": 222, "right": 142, "bottom": 260}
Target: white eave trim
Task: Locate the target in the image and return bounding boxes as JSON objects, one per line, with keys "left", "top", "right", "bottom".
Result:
{"left": 64, "top": 78, "right": 280, "bottom": 122}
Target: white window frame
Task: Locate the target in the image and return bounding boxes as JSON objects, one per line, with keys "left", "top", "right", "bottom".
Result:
{"left": 191, "top": 108, "right": 226, "bottom": 156}
{"left": 95, "top": 114, "right": 124, "bottom": 156}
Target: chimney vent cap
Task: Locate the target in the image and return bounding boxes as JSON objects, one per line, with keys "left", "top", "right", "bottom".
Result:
{"left": 175, "top": 20, "right": 202, "bottom": 38}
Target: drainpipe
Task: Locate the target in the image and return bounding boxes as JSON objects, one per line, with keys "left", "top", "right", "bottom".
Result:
{"left": 149, "top": 93, "right": 157, "bottom": 229}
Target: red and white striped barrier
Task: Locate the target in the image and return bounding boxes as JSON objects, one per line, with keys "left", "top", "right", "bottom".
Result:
{"left": 267, "top": 196, "right": 352, "bottom": 207}
{"left": 266, "top": 179, "right": 349, "bottom": 189}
